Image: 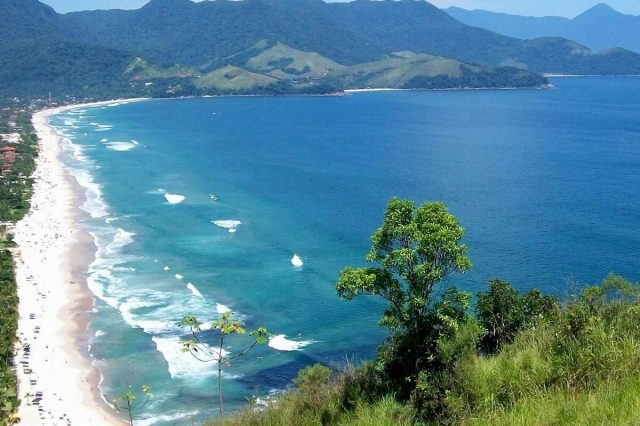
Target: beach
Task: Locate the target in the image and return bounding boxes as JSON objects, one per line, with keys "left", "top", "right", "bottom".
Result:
{"left": 12, "top": 102, "right": 144, "bottom": 425}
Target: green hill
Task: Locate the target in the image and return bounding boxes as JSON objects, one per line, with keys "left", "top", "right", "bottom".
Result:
{"left": 328, "top": 52, "right": 546, "bottom": 89}
{"left": 234, "top": 40, "right": 345, "bottom": 78}
{"left": 57, "top": 0, "right": 640, "bottom": 76}
{"left": 124, "top": 57, "right": 197, "bottom": 80}
{"left": 11, "top": 0, "right": 640, "bottom": 100}
{"left": 194, "top": 65, "right": 279, "bottom": 92}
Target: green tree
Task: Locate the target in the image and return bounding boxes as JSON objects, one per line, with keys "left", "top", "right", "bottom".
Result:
{"left": 337, "top": 198, "right": 471, "bottom": 357}
{"left": 181, "top": 312, "right": 269, "bottom": 417}
{"left": 476, "top": 279, "right": 558, "bottom": 354}
{"left": 111, "top": 385, "right": 153, "bottom": 426}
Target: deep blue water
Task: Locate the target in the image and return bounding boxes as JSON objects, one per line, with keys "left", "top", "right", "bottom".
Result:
{"left": 50, "top": 77, "right": 640, "bottom": 424}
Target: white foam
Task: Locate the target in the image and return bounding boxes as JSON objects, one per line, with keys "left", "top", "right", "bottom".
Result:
{"left": 94, "top": 330, "right": 106, "bottom": 338}
{"left": 63, "top": 138, "right": 110, "bottom": 219}
{"left": 164, "top": 193, "right": 186, "bottom": 204}
{"left": 100, "top": 138, "right": 108, "bottom": 143}
{"left": 212, "top": 220, "right": 241, "bottom": 232}
{"left": 291, "top": 254, "right": 304, "bottom": 268}
{"left": 187, "top": 283, "right": 203, "bottom": 298}
{"left": 136, "top": 410, "right": 201, "bottom": 426}
{"left": 105, "top": 228, "right": 135, "bottom": 256}
{"left": 105, "top": 141, "right": 138, "bottom": 152}
{"left": 152, "top": 336, "right": 222, "bottom": 379}
{"left": 216, "top": 303, "right": 231, "bottom": 314}
{"left": 268, "top": 335, "right": 315, "bottom": 351}
{"left": 175, "top": 274, "right": 184, "bottom": 280}
{"left": 163, "top": 266, "right": 170, "bottom": 271}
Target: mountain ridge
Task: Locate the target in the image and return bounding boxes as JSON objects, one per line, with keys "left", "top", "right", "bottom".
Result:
{"left": 5, "top": 0, "right": 640, "bottom": 101}
{"left": 446, "top": 3, "right": 640, "bottom": 53}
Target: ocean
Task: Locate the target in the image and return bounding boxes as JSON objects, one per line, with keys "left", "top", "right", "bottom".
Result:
{"left": 49, "top": 77, "right": 640, "bottom": 424}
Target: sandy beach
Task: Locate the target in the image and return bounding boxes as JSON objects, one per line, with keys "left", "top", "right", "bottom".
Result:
{"left": 12, "top": 100, "right": 145, "bottom": 425}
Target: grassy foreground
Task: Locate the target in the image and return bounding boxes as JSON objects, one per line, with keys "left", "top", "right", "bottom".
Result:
{"left": 212, "top": 274, "right": 640, "bottom": 425}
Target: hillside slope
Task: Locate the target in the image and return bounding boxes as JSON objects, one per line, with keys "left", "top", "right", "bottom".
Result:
{"left": 56, "top": 0, "right": 640, "bottom": 76}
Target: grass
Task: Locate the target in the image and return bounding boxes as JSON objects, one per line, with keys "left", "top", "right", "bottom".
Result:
{"left": 213, "top": 276, "right": 640, "bottom": 425}
{"left": 195, "top": 65, "right": 278, "bottom": 91}
{"left": 464, "top": 374, "right": 640, "bottom": 426}
{"left": 245, "top": 42, "right": 344, "bottom": 77}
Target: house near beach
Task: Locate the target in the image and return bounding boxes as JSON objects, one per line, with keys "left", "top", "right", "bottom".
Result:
{"left": 0, "top": 146, "right": 17, "bottom": 175}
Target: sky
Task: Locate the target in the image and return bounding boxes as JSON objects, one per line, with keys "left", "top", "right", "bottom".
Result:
{"left": 40, "top": 0, "right": 640, "bottom": 18}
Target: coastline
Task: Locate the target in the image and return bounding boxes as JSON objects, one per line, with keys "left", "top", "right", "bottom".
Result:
{"left": 13, "top": 99, "right": 147, "bottom": 425}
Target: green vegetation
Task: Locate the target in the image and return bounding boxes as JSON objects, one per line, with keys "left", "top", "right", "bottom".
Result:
{"left": 0, "top": 251, "right": 19, "bottom": 426}
{"left": 0, "top": 111, "right": 40, "bottom": 425}
{"left": 181, "top": 312, "right": 269, "bottom": 417}
{"left": 111, "top": 385, "right": 153, "bottom": 426}
{"left": 327, "top": 53, "right": 544, "bottom": 90}
{"left": 0, "top": 112, "right": 39, "bottom": 228}
{"left": 240, "top": 41, "right": 345, "bottom": 78}
{"left": 194, "top": 66, "right": 279, "bottom": 92}
{"left": 214, "top": 199, "right": 640, "bottom": 425}
{"left": 5, "top": 0, "right": 610, "bottom": 102}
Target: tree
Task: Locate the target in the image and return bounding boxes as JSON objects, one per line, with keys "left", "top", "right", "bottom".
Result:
{"left": 476, "top": 279, "right": 558, "bottom": 354}
{"left": 111, "top": 385, "right": 153, "bottom": 426}
{"left": 337, "top": 198, "right": 471, "bottom": 357}
{"left": 181, "top": 312, "right": 269, "bottom": 417}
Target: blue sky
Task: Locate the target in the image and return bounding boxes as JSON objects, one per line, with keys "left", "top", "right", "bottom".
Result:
{"left": 41, "top": 0, "right": 640, "bottom": 18}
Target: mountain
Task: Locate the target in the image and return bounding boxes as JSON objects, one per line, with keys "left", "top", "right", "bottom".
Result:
{"left": 0, "top": 0, "right": 139, "bottom": 100}
{"left": 58, "top": 0, "right": 640, "bottom": 75}
{"left": 323, "top": 0, "right": 640, "bottom": 74}
{"left": 60, "top": 0, "right": 383, "bottom": 67}
{"left": 6, "top": 0, "right": 640, "bottom": 101}
{"left": 327, "top": 52, "right": 547, "bottom": 89}
{"left": 446, "top": 3, "right": 640, "bottom": 54}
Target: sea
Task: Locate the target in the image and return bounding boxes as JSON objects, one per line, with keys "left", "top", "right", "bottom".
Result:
{"left": 49, "top": 77, "right": 640, "bottom": 424}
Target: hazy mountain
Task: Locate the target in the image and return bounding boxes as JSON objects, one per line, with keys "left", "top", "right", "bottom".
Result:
{"left": 446, "top": 3, "right": 640, "bottom": 54}
{"left": 324, "top": 1, "right": 640, "bottom": 74}
{"left": 6, "top": 0, "right": 640, "bottom": 100}
{"left": 58, "top": 0, "right": 640, "bottom": 75}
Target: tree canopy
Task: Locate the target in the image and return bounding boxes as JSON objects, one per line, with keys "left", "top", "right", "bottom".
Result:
{"left": 337, "top": 198, "right": 471, "bottom": 336}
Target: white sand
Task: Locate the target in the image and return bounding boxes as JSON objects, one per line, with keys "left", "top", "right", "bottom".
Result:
{"left": 12, "top": 101, "right": 146, "bottom": 425}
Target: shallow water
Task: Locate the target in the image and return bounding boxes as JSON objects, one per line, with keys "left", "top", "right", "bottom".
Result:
{"left": 50, "top": 77, "right": 640, "bottom": 424}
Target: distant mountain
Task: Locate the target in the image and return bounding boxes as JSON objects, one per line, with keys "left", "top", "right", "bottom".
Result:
{"left": 446, "top": 3, "right": 640, "bottom": 54}
{"left": 6, "top": 0, "right": 640, "bottom": 101}
{"left": 324, "top": 1, "right": 640, "bottom": 74}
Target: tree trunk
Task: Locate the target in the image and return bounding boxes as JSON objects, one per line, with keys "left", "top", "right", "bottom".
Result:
{"left": 218, "top": 336, "right": 225, "bottom": 417}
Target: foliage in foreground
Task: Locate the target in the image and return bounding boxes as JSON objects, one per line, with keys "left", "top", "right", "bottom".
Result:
{"left": 213, "top": 198, "right": 640, "bottom": 425}
{"left": 214, "top": 274, "right": 640, "bottom": 425}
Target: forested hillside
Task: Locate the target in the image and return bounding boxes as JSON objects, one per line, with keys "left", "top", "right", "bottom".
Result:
{"left": 5, "top": 0, "right": 640, "bottom": 101}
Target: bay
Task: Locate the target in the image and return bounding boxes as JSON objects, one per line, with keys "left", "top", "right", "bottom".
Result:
{"left": 50, "top": 77, "right": 640, "bottom": 424}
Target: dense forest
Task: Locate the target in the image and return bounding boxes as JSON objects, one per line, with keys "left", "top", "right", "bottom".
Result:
{"left": 4, "top": 0, "right": 640, "bottom": 101}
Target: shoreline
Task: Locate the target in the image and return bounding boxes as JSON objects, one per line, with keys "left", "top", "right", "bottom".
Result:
{"left": 13, "top": 99, "right": 147, "bottom": 424}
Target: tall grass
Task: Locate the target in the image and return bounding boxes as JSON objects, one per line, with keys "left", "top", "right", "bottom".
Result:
{"left": 211, "top": 276, "right": 640, "bottom": 425}
{"left": 449, "top": 275, "right": 640, "bottom": 423}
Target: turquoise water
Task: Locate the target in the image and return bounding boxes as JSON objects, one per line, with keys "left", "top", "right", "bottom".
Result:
{"left": 50, "top": 77, "right": 640, "bottom": 424}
